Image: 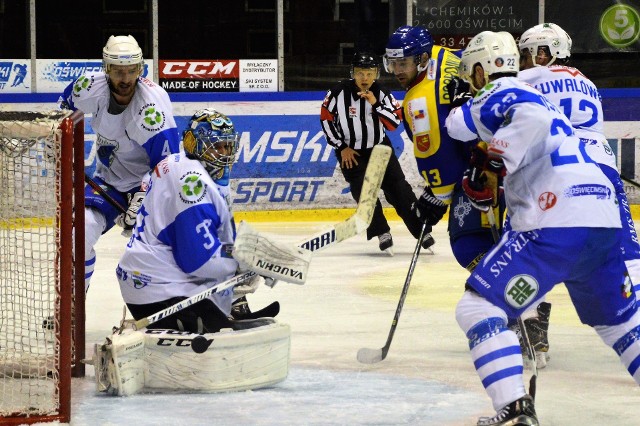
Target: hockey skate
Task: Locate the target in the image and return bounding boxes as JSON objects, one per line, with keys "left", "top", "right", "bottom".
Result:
{"left": 378, "top": 232, "right": 394, "bottom": 256}
{"left": 477, "top": 395, "right": 538, "bottom": 426}
{"left": 230, "top": 296, "right": 280, "bottom": 321}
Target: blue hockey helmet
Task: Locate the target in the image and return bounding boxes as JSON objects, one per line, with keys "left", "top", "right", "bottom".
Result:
{"left": 183, "top": 109, "right": 239, "bottom": 175}
{"left": 384, "top": 25, "right": 434, "bottom": 72}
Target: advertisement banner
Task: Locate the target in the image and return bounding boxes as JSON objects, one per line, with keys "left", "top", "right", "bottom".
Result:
{"left": 413, "top": 0, "right": 538, "bottom": 49}
{"left": 547, "top": 0, "right": 640, "bottom": 52}
{"left": 2, "top": 92, "right": 639, "bottom": 207}
{"left": 159, "top": 59, "right": 277, "bottom": 92}
{"left": 35, "top": 59, "right": 153, "bottom": 93}
{"left": 414, "top": 0, "right": 640, "bottom": 53}
{"left": 0, "top": 60, "right": 31, "bottom": 93}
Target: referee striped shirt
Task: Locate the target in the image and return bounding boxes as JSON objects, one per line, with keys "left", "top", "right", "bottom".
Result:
{"left": 320, "top": 79, "right": 402, "bottom": 151}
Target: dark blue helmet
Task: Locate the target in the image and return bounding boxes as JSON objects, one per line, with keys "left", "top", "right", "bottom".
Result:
{"left": 384, "top": 25, "right": 434, "bottom": 66}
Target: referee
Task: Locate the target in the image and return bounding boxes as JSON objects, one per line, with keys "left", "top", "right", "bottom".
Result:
{"left": 320, "top": 52, "right": 434, "bottom": 255}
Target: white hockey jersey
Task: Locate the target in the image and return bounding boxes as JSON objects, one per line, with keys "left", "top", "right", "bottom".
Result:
{"left": 64, "top": 72, "right": 180, "bottom": 192}
{"left": 469, "top": 77, "right": 620, "bottom": 232}
{"left": 519, "top": 65, "right": 616, "bottom": 170}
{"left": 117, "top": 154, "right": 238, "bottom": 314}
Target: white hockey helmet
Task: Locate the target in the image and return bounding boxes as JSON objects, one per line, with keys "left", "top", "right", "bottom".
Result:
{"left": 519, "top": 23, "right": 572, "bottom": 66}
{"left": 459, "top": 31, "right": 519, "bottom": 90}
{"left": 102, "top": 35, "right": 143, "bottom": 72}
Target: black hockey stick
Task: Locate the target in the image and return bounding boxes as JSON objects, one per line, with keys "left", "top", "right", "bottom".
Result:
{"left": 486, "top": 208, "right": 537, "bottom": 399}
{"left": 357, "top": 222, "right": 427, "bottom": 364}
{"left": 621, "top": 174, "right": 640, "bottom": 189}
{"left": 84, "top": 173, "right": 127, "bottom": 214}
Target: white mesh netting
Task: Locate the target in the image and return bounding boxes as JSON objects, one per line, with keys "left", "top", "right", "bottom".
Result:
{"left": 0, "top": 111, "right": 66, "bottom": 417}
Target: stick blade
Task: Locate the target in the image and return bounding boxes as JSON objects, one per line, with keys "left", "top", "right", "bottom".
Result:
{"left": 357, "top": 347, "right": 384, "bottom": 364}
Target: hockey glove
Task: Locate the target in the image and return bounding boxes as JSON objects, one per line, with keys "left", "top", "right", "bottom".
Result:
{"left": 446, "top": 77, "right": 473, "bottom": 108}
{"left": 470, "top": 142, "right": 506, "bottom": 176}
{"left": 116, "top": 191, "right": 145, "bottom": 237}
{"left": 413, "top": 186, "right": 448, "bottom": 226}
{"left": 462, "top": 168, "right": 494, "bottom": 212}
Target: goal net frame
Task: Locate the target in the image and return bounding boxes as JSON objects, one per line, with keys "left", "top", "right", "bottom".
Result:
{"left": 0, "top": 111, "right": 85, "bottom": 424}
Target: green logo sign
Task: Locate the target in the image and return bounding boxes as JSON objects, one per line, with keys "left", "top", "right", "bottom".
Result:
{"left": 143, "top": 107, "right": 163, "bottom": 126}
{"left": 182, "top": 175, "right": 203, "bottom": 197}
{"left": 179, "top": 173, "right": 206, "bottom": 204}
{"left": 504, "top": 275, "right": 538, "bottom": 308}
{"left": 73, "top": 75, "right": 92, "bottom": 93}
{"left": 600, "top": 4, "right": 640, "bottom": 48}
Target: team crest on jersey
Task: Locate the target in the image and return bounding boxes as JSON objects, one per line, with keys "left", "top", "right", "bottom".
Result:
{"left": 538, "top": 192, "right": 557, "bottom": 210}
{"left": 504, "top": 274, "right": 539, "bottom": 308}
{"left": 131, "top": 271, "right": 151, "bottom": 289}
{"left": 416, "top": 134, "right": 430, "bottom": 152}
{"left": 138, "top": 103, "right": 166, "bottom": 132}
{"left": 72, "top": 75, "right": 94, "bottom": 96}
{"left": 179, "top": 172, "right": 207, "bottom": 204}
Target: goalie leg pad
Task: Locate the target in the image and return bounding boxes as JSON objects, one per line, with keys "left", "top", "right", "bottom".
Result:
{"left": 93, "top": 328, "right": 146, "bottom": 396}
{"left": 94, "top": 322, "right": 291, "bottom": 395}
{"left": 143, "top": 322, "right": 291, "bottom": 392}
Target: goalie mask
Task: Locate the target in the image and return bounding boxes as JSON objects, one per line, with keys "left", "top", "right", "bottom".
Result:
{"left": 384, "top": 25, "right": 433, "bottom": 73}
{"left": 102, "top": 35, "right": 144, "bottom": 75}
{"left": 519, "top": 23, "right": 572, "bottom": 67}
{"left": 183, "top": 109, "right": 239, "bottom": 179}
{"left": 459, "top": 31, "right": 519, "bottom": 91}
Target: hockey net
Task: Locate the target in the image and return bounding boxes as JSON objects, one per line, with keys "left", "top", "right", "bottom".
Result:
{"left": 0, "top": 111, "right": 85, "bottom": 424}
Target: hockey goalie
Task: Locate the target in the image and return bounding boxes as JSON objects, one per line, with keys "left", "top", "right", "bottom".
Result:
{"left": 91, "top": 109, "right": 311, "bottom": 395}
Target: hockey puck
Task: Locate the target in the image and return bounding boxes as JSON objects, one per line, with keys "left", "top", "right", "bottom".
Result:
{"left": 190, "top": 335, "right": 213, "bottom": 354}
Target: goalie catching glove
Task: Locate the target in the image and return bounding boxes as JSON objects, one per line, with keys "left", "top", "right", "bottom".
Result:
{"left": 462, "top": 142, "right": 505, "bottom": 212}
{"left": 412, "top": 186, "right": 448, "bottom": 226}
{"left": 116, "top": 191, "right": 146, "bottom": 237}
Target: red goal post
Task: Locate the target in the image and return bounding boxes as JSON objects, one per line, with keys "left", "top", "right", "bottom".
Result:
{"left": 0, "top": 111, "right": 85, "bottom": 424}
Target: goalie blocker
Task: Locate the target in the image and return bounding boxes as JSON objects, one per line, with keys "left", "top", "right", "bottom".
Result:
{"left": 92, "top": 321, "right": 291, "bottom": 396}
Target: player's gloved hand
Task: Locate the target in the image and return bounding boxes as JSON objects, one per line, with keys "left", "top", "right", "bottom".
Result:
{"left": 446, "top": 77, "right": 473, "bottom": 108}
{"left": 462, "top": 168, "right": 494, "bottom": 212}
{"left": 470, "top": 142, "right": 506, "bottom": 176}
{"left": 116, "top": 191, "right": 145, "bottom": 237}
{"left": 233, "top": 273, "right": 265, "bottom": 297}
{"left": 413, "top": 186, "right": 448, "bottom": 226}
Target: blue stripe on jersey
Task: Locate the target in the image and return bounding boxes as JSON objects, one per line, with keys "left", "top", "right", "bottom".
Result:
{"left": 478, "top": 88, "right": 547, "bottom": 134}
{"left": 142, "top": 127, "right": 181, "bottom": 168}
{"left": 462, "top": 102, "right": 477, "bottom": 134}
{"left": 60, "top": 81, "right": 76, "bottom": 110}
{"left": 157, "top": 203, "right": 223, "bottom": 274}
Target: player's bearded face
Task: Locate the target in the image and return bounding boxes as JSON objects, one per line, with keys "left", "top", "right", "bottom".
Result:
{"left": 388, "top": 58, "right": 418, "bottom": 88}
{"left": 107, "top": 64, "right": 141, "bottom": 98}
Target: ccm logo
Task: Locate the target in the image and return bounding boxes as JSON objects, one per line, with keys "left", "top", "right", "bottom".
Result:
{"left": 160, "top": 60, "right": 238, "bottom": 78}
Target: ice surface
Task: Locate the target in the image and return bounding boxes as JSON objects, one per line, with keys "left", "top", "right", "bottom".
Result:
{"left": 65, "top": 221, "right": 640, "bottom": 426}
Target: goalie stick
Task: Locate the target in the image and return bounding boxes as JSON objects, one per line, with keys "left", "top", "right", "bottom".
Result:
{"left": 132, "top": 271, "right": 257, "bottom": 330}
{"left": 84, "top": 173, "right": 127, "bottom": 214}
{"left": 357, "top": 222, "right": 427, "bottom": 364}
{"left": 486, "top": 208, "right": 537, "bottom": 399}
{"left": 297, "top": 144, "right": 392, "bottom": 252}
